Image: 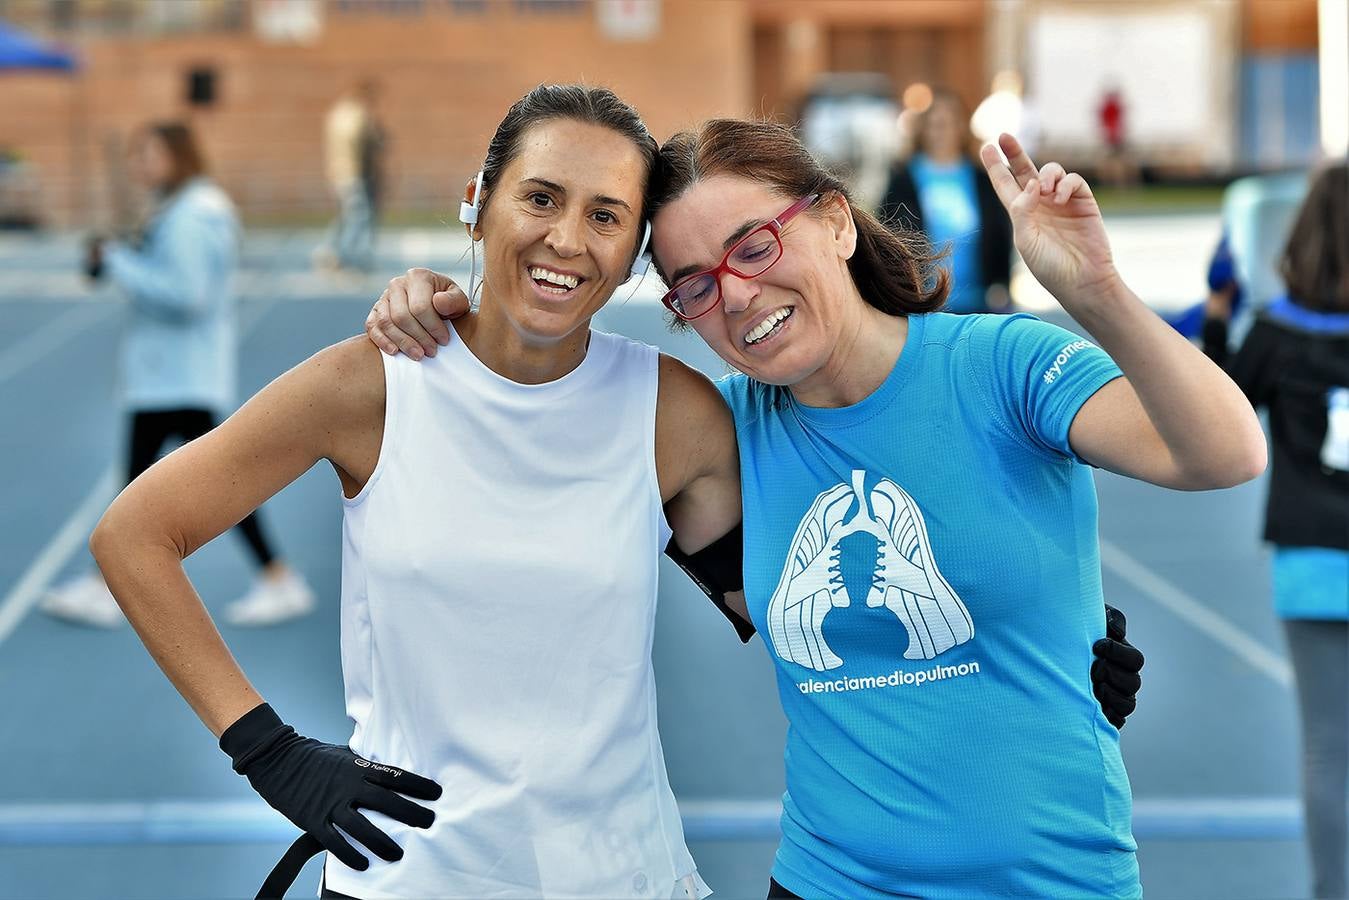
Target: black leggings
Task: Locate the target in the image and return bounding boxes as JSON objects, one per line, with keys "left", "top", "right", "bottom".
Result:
{"left": 128, "top": 409, "right": 276, "bottom": 567}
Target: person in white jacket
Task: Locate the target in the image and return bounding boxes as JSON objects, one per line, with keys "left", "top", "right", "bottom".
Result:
{"left": 314, "top": 80, "right": 385, "bottom": 274}
{"left": 42, "top": 121, "right": 313, "bottom": 629}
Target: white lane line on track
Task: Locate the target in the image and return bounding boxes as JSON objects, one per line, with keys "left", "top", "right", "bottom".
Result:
{"left": 1100, "top": 539, "right": 1293, "bottom": 688}
{"left": 0, "top": 304, "right": 117, "bottom": 386}
{"left": 0, "top": 796, "right": 1304, "bottom": 845}
{"left": 0, "top": 247, "right": 303, "bottom": 649}
{"left": 0, "top": 465, "right": 119, "bottom": 646}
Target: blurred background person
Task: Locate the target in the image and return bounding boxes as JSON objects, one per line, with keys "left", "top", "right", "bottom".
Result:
{"left": 796, "top": 72, "right": 900, "bottom": 214}
{"left": 1162, "top": 230, "right": 1244, "bottom": 355}
{"left": 1204, "top": 160, "right": 1349, "bottom": 900}
{"left": 1096, "top": 82, "right": 1135, "bottom": 188}
{"left": 313, "top": 79, "right": 385, "bottom": 276}
{"left": 1220, "top": 169, "right": 1311, "bottom": 344}
{"left": 1098, "top": 85, "right": 1125, "bottom": 158}
{"left": 41, "top": 121, "right": 314, "bottom": 630}
{"left": 878, "top": 88, "right": 1013, "bottom": 314}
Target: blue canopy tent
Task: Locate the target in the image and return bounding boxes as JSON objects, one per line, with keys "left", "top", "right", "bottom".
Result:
{"left": 0, "top": 20, "right": 77, "bottom": 71}
{"left": 0, "top": 21, "right": 78, "bottom": 228}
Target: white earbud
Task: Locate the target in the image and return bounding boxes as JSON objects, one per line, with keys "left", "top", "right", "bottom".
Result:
{"left": 459, "top": 170, "right": 485, "bottom": 227}
{"left": 460, "top": 169, "right": 486, "bottom": 305}
{"left": 625, "top": 220, "right": 652, "bottom": 282}
{"left": 635, "top": 220, "right": 651, "bottom": 260}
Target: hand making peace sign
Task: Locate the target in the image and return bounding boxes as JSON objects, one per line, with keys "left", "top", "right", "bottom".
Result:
{"left": 979, "top": 133, "right": 1121, "bottom": 306}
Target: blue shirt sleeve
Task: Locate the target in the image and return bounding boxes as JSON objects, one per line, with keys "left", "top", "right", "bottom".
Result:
{"left": 714, "top": 373, "right": 736, "bottom": 404}
{"left": 966, "top": 313, "right": 1122, "bottom": 461}
{"left": 715, "top": 372, "right": 754, "bottom": 422}
{"left": 104, "top": 191, "right": 235, "bottom": 322}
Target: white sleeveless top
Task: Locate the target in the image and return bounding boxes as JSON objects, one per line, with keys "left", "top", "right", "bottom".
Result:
{"left": 325, "top": 329, "right": 707, "bottom": 899}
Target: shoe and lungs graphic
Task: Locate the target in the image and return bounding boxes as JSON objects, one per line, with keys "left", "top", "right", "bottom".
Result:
{"left": 767, "top": 470, "right": 974, "bottom": 672}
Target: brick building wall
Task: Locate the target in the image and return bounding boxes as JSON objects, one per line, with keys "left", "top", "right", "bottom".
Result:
{"left": 1, "top": 1, "right": 752, "bottom": 227}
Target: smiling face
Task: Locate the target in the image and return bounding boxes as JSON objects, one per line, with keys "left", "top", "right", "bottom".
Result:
{"left": 475, "top": 118, "right": 647, "bottom": 349}
{"left": 651, "top": 175, "right": 861, "bottom": 390}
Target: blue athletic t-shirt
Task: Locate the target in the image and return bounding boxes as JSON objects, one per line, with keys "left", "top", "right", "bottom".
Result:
{"left": 910, "top": 154, "right": 984, "bottom": 313}
{"left": 717, "top": 312, "right": 1140, "bottom": 898}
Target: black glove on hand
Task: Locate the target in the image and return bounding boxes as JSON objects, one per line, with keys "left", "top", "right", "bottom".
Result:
{"left": 1091, "top": 605, "right": 1145, "bottom": 729}
{"left": 220, "top": 703, "right": 442, "bottom": 872}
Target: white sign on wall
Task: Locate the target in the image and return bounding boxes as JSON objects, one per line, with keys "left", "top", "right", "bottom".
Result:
{"left": 1027, "top": 8, "right": 1232, "bottom": 162}
{"left": 253, "top": 0, "right": 323, "bottom": 44}
{"left": 597, "top": 0, "right": 660, "bottom": 41}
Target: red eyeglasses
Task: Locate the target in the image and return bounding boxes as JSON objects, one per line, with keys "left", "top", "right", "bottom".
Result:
{"left": 660, "top": 194, "right": 821, "bottom": 321}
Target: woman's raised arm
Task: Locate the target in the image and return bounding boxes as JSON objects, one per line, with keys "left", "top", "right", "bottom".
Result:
{"left": 980, "top": 134, "right": 1266, "bottom": 490}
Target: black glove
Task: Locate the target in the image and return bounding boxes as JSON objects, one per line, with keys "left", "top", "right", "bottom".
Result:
{"left": 1091, "top": 605, "right": 1144, "bottom": 729}
{"left": 220, "top": 703, "right": 442, "bottom": 872}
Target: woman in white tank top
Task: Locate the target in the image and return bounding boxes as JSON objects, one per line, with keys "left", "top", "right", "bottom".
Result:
{"left": 90, "top": 85, "right": 742, "bottom": 899}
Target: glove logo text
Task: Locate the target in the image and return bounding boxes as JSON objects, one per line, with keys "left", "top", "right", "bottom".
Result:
{"left": 353, "top": 758, "right": 405, "bottom": 778}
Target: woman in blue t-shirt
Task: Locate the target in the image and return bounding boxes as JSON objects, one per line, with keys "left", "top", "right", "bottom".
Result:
{"left": 879, "top": 89, "right": 1013, "bottom": 314}
{"left": 369, "top": 123, "right": 1265, "bottom": 898}
{"left": 643, "top": 122, "right": 1262, "bottom": 900}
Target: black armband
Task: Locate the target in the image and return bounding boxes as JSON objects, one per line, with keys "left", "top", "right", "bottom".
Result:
{"left": 664, "top": 523, "right": 755, "bottom": 643}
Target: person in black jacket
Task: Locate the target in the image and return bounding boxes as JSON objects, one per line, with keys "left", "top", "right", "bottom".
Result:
{"left": 1206, "top": 160, "right": 1349, "bottom": 900}
{"left": 878, "top": 88, "right": 1013, "bottom": 313}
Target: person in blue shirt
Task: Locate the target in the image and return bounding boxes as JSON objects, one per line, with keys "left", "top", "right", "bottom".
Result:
{"left": 644, "top": 121, "right": 1263, "bottom": 899}
{"left": 368, "top": 120, "right": 1264, "bottom": 896}
{"left": 42, "top": 122, "right": 314, "bottom": 629}
{"left": 879, "top": 89, "right": 1013, "bottom": 314}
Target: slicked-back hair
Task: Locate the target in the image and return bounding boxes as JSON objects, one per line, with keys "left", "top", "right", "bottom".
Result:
{"left": 478, "top": 84, "right": 658, "bottom": 266}
{"left": 649, "top": 118, "right": 948, "bottom": 328}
